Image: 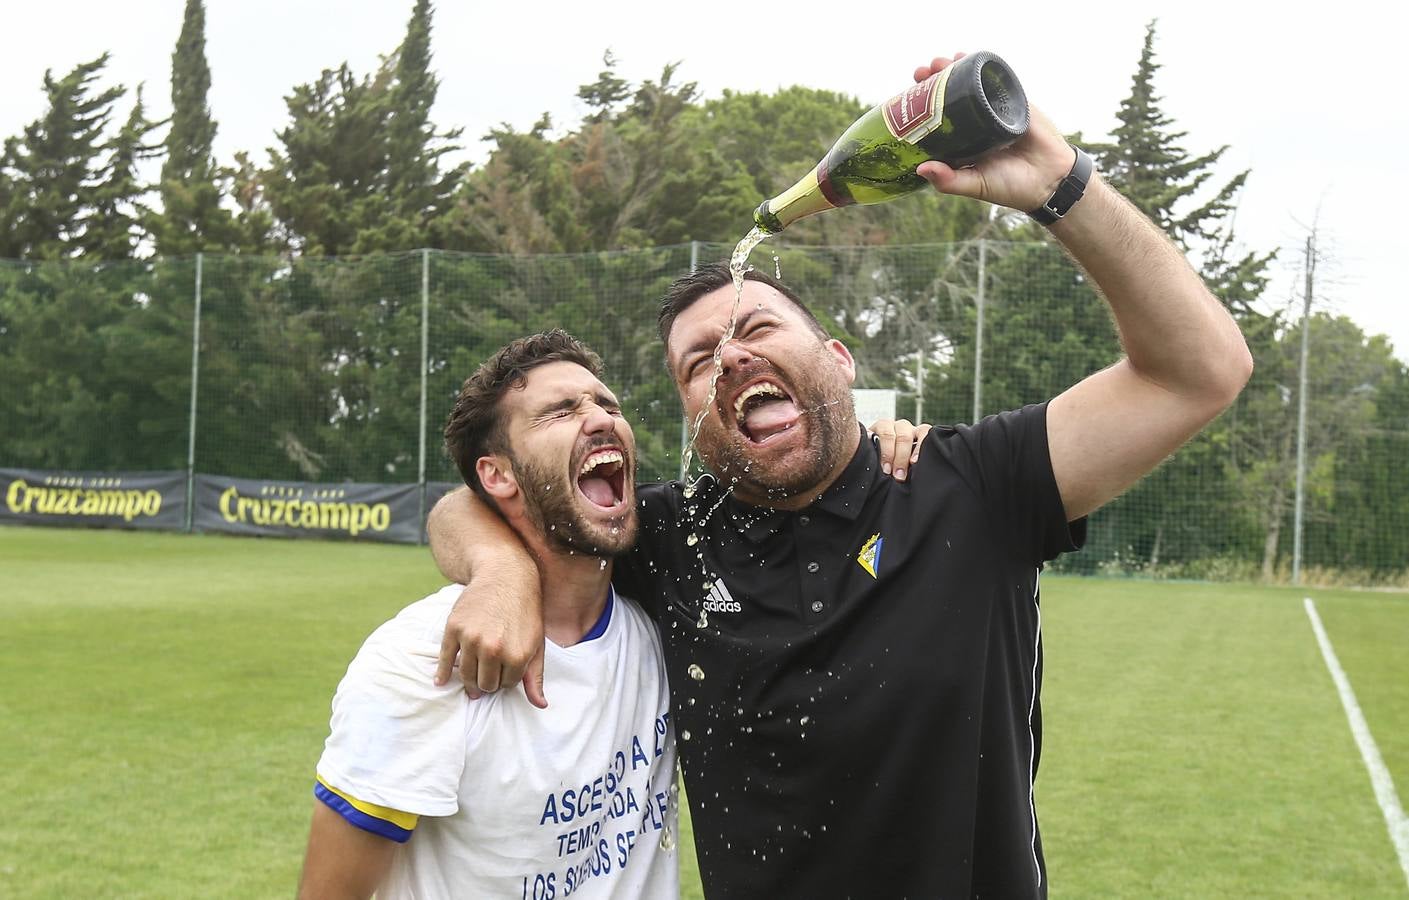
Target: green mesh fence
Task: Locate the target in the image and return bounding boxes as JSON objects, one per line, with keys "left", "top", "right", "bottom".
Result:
{"left": 2, "top": 244, "right": 1406, "bottom": 582}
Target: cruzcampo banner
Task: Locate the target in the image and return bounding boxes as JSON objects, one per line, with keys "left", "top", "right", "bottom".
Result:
{"left": 194, "top": 475, "right": 422, "bottom": 543}
{"left": 0, "top": 468, "right": 187, "bottom": 531}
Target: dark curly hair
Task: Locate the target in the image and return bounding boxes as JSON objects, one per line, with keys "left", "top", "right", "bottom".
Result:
{"left": 443, "top": 330, "right": 604, "bottom": 503}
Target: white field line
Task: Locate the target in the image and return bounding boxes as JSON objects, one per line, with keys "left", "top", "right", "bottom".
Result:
{"left": 1303, "top": 597, "right": 1409, "bottom": 892}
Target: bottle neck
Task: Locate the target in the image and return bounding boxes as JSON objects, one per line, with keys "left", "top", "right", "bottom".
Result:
{"left": 757, "top": 165, "right": 838, "bottom": 234}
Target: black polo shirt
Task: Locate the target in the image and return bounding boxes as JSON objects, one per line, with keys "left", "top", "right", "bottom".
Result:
{"left": 615, "top": 402, "right": 1084, "bottom": 899}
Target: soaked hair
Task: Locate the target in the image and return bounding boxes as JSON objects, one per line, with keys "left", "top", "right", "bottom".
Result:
{"left": 443, "top": 330, "right": 604, "bottom": 503}
{"left": 657, "top": 262, "right": 829, "bottom": 347}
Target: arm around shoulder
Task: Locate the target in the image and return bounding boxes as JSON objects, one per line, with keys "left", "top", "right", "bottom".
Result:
{"left": 427, "top": 486, "right": 533, "bottom": 583}
{"left": 426, "top": 486, "right": 548, "bottom": 706}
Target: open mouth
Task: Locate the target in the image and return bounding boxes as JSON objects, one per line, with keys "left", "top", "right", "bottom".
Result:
{"left": 576, "top": 446, "right": 628, "bottom": 510}
{"left": 730, "top": 379, "right": 802, "bottom": 444}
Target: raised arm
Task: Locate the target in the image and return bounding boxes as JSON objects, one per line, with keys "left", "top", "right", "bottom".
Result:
{"left": 914, "top": 55, "right": 1252, "bottom": 521}
{"left": 426, "top": 486, "right": 546, "bottom": 707}
{"left": 1037, "top": 167, "right": 1251, "bottom": 519}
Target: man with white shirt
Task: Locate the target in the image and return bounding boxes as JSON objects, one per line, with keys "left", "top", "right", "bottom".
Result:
{"left": 297, "top": 330, "right": 678, "bottom": 900}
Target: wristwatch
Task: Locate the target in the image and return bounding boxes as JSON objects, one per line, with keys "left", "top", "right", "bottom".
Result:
{"left": 1029, "top": 147, "right": 1094, "bottom": 225}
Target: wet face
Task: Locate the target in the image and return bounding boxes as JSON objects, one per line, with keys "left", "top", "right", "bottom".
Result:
{"left": 498, "top": 362, "right": 637, "bottom": 557}
{"left": 666, "top": 281, "right": 857, "bottom": 506}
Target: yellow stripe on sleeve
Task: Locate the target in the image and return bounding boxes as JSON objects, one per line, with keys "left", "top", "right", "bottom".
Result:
{"left": 316, "top": 774, "right": 421, "bottom": 831}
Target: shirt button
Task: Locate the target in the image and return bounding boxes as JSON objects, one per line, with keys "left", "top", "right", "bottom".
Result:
{"left": 806, "top": 561, "right": 820, "bottom": 573}
{"left": 811, "top": 600, "right": 824, "bottom": 613}
{"left": 799, "top": 516, "right": 811, "bottom": 526}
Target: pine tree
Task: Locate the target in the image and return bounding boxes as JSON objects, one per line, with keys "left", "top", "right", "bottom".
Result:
{"left": 81, "top": 87, "right": 161, "bottom": 259}
{"left": 264, "top": 64, "right": 391, "bottom": 255}
{"left": 1095, "top": 21, "right": 1250, "bottom": 249}
{"left": 156, "top": 0, "right": 241, "bottom": 255}
{"left": 262, "top": 0, "right": 465, "bottom": 255}
{"left": 577, "top": 51, "right": 631, "bottom": 123}
{"left": 1027, "top": 22, "right": 1279, "bottom": 572}
{"left": 0, "top": 56, "right": 125, "bottom": 259}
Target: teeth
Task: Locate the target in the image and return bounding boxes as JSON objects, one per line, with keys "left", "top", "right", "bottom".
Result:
{"left": 579, "top": 450, "right": 623, "bottom": 476}
{"left": 734, "top": 382, "right": 786, "bottom": 421}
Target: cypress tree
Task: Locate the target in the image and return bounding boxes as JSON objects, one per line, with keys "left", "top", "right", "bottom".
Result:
{"left": 363, "top": 0, "right": 466, "bottom": 251}
{"left": 156, "top": 0, "right": 240, "bottom": 255}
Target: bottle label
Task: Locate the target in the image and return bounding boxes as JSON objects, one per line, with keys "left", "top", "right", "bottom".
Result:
{"left": 882, "top": 68, "right": 951, "bottom": 143}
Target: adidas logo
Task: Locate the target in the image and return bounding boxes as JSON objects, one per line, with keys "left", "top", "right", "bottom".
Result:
{"left": 703, "top": 578, "right": 742, "bottom": 613}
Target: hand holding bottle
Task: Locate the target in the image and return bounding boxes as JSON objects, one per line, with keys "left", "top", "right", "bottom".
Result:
{"left": 912, "top": 53, "right": 1083, "bottom": 216}
{"left": 752, "top": 50, "right": 1029, "bottom": 234}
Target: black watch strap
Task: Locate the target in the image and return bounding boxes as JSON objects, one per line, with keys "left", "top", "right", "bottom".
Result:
{"left": 1029, "top": 147, "right": 1093, "bottom": 225}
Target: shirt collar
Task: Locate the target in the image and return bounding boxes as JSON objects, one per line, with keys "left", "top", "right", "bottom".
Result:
{"left": 723, "top": 424, "right": 878, "bottom": 542}
{"left": 810, "top": 424, "right": 880, "bottom": 521}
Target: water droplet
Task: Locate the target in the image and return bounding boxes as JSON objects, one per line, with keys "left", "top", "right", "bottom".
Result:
{"left": 681, "top": 730, "right": 692, "bottom": 741}
{"left": 686, "top": 533, "right": 699, "bottom": 546}
{"left": 799, "top": 716, "right": 810, "bottom": 726}
{"left": 688, "top": 664, "right": 705, "bottom": 681}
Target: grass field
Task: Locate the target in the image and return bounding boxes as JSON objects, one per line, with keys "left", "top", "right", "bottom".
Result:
{"left": 2, "top": 525, "right": 1406, "bottom": 898}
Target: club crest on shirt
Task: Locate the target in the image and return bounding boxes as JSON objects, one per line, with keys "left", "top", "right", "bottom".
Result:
{"left": 856, "top": 533, "right": 884, "bottom": 579}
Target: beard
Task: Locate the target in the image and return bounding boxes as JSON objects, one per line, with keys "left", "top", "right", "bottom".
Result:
{"left": 692, "top": 349, "right": 856, "bottom": 506}
{"left": 512, "top": 454, "right": 637, "bottom": 558}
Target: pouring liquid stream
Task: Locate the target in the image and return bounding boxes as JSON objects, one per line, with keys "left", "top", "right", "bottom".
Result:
{"left": 679, "top": 225, "right": 772, "bottom": 498}
{"left": 673, "top": 225, "right": 770, "bottom": 696}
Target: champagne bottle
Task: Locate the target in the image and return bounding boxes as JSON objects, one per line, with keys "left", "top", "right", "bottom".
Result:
{"left": 753, "top": 51, "right": 1029, "bottom": 234}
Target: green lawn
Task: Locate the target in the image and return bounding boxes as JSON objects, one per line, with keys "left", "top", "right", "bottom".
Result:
{"left": 2, "top": 526, "right": 1405, "bottom": 898}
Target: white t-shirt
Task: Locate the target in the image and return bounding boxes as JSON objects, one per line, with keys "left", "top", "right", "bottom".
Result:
{"left": 316, "top": 584, "right": 679, "bottom": 899}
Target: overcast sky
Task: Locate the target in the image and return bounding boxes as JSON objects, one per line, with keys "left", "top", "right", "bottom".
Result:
{"left": 4, "top": 0, "right": 1404, "bottom": 361}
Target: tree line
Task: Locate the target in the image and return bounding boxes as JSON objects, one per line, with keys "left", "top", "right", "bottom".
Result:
{"left": 0, "top": 2, "right": 1404, "bottom": 580}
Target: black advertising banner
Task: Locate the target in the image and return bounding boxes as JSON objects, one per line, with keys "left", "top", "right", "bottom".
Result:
{"left": 193, "top": 475, "right": 423, "bottom": 544}
{"left": 0, "top": 469, "right": 187, "bottom": 531}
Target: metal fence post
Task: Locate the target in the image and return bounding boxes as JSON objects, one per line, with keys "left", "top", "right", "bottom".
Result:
{"left": 680, "top": 240, "right": 700, "bottom": 481}
{"left": 1292, "top": 234, "right": 1315, "bottom": 585}
{"left": 914, "top": 348, "right": 924, "bottom": 423}
{"left": 972, "top": 238, "right": 987, "bottom": 424}
{"left": 418, "top": 248, "right": 431, "bottom": 542}
{"left": 184, "top": 253, "right": 203, "bottom": 532}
